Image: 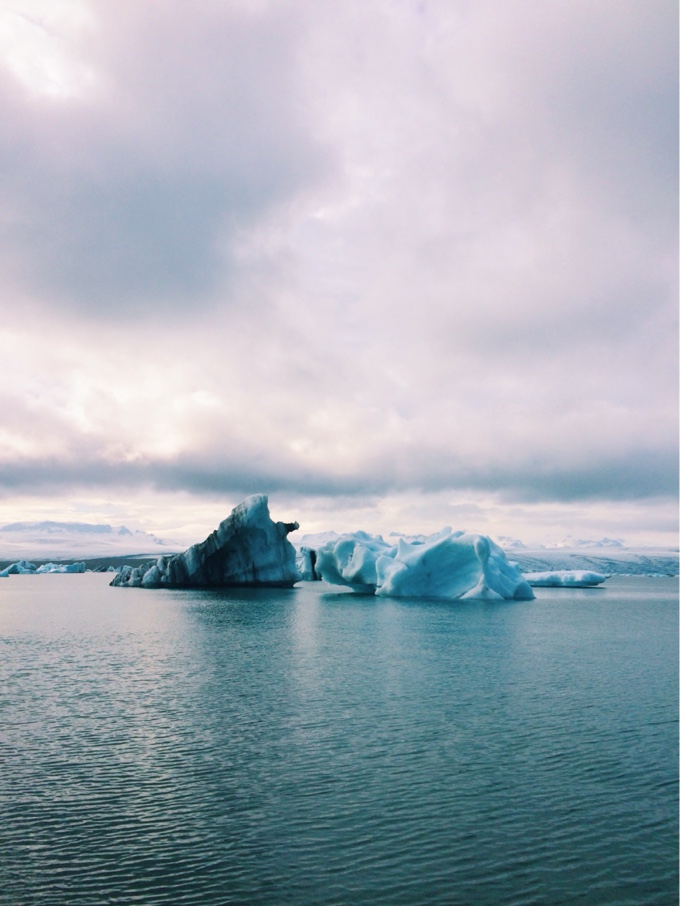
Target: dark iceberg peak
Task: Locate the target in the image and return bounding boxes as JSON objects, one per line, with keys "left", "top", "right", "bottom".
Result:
{"left": 111, "top": 494, "right": 300, "bottom": 589}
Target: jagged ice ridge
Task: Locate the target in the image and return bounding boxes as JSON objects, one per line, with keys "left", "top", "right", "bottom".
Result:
{"left": 111, "top": 495, "right": 300, "bottom": 588}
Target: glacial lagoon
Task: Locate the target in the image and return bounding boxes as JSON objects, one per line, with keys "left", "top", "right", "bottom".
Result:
{"left": 1, "top": 573, "right": 677, "bottom": 905}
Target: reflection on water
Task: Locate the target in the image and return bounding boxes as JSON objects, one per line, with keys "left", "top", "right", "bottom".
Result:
{"left": 1, "top": 574, "right": 677, "bottom": 905}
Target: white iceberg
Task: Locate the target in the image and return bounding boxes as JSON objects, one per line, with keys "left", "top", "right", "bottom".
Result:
{"left": 315, "top": 528, "right": 534, "bottom": 600}
{"left": 111, "top": 494, "right": 300, "bottom": 589}
{"left": 0, "top": 560, "right": 38, "bottom": 576}
{"left": 35, "top": 561, "right": 87, "bottom": 574}
{"left": 523, "top": 570, "right": 607, "bottom": 587}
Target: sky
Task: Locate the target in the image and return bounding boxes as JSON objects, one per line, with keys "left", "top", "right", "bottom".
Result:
{"left": 0, "top": 0, "right": 677, "bottom": 547}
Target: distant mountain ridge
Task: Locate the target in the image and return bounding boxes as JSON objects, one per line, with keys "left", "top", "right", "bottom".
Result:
{"left": 550, "top": 536, "right": 626, "bottom": 549}
{"left": 0, "top": 521, "right": 179, "bottom": 560}
{"left": 1, "top": 521, "right": 134, "bottom": 535}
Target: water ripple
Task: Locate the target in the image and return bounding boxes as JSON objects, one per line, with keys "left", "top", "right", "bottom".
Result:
{"left": 1, "top": 575, "right": 677, "bottom": 905}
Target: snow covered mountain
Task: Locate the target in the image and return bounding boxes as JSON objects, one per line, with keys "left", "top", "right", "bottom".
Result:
{"left": 549, "top": 536, "right": 627, "bottom": 549}
{"left": 0, "top": 521, "right": 181, "bottom": 560}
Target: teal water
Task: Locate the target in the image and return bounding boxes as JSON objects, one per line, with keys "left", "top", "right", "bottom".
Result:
{"left": 1, "top": 574, "right": 677, "bottom": 905}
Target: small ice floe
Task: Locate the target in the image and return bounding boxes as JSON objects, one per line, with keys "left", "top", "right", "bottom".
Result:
{"left": 523, "top": 570, "right": 607, "bottom": 587}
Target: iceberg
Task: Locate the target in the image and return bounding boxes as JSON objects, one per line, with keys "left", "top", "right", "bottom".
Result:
{"left": 315, "top": 528, "right": 534, "bottom": 600}
{"left": 0, "top": 560, "right": 38, "bottom": 576}
{"left": 0, "top": 560, "right": 86, "bottom": 576}
{"left": 523, "top": 570, "right": 607, "bottom": 587}
{"left": 35, "top": 561, "right": 87, "bottom": 574}
{"left": 111, "top": 495, "right": 300, "bottom": 589}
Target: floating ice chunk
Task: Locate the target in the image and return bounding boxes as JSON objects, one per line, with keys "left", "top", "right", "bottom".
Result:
{"left": 111, "top": 495, "right": 300, "bottom": 589}
{"left": 0, "top": 560, "right": 38, "bottom": 576}
{"left": 0, "top": 560, "right": 86, "bottom": 576}
{"left": 35, "top": 562, "right": 86, "bottom": 574}
{"left": 315, "top": 529, "right": 534, "bottom": 600}
{"left": 523, "top": 570, "right": 607, "bottom": 587}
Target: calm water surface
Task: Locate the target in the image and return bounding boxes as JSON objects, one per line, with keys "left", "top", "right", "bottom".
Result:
{"left": 1, "top": 574, "right": 677, "bottom": 905}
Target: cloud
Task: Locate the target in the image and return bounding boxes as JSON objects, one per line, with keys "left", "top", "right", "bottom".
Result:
{"left": 0, "top": 403, "right": 676, "bottom": 504}
{"left": 0, "top": 0, "right": 676, "bottom": 543}
{"left": 0, "top": 0, "right": 330, "bottom": 316}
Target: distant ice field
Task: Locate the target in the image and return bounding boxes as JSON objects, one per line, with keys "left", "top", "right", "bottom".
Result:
{"left": 507, "top": 547, "right": 678, "bottom": 578}
{"left": 1, "top": 574, "right": 677, "bottom": 905}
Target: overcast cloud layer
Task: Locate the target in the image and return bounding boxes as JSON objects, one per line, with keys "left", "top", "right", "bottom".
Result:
{"left": 0, "top": 0, "right": 677, "bottom": 545}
